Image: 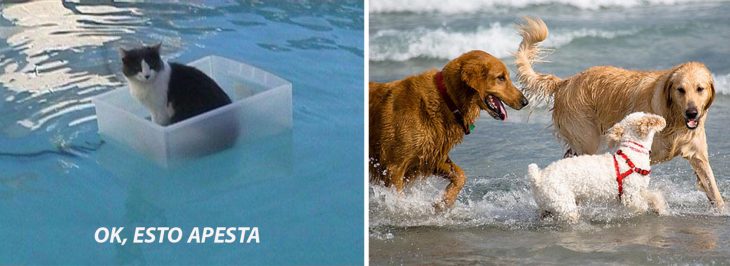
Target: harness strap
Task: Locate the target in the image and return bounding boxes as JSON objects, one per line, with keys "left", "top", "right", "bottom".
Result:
{"left": 620, "top": 141, "right": 651, "bottom": 155}
{"left": 613, "top": 149, "right": 651, "bottom": 198}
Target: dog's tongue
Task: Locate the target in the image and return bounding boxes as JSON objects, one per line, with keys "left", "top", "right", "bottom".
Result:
{"left": 687, "top": 118, "right": 698, "bottom": 128}
{"left": 489, "top": 95, "right": 507, "bottom": 120}
{"left": 495, "top": 98, "right": 507, "bottom": 120}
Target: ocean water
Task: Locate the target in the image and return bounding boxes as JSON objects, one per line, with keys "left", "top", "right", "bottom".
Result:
{"left": 369, "top": 0, "right": 730, "bottom": 264}
{"left": 0, "top": 1, "right": 363, "bottom": 264}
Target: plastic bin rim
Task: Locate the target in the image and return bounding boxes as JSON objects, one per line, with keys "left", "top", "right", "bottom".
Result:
{"left": 93, "top": 56, "right": 293, "bottom": 131}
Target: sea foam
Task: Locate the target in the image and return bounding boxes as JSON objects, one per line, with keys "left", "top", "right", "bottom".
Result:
{"left": 713, "top": 73, "right": 730, "bottom": 95}
{"left": 370, "top": 0, "right": 714, "bottom": 13}
{"left": 369, "top": 145, "right": 726, "bottom": 232}
{"left": 370, "top": 23, "right": 637, "bottom": 62}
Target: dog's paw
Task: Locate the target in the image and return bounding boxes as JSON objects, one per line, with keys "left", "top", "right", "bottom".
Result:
{"left": 652, "top": 207, "right": 669, "bottom": 216}
{"left": 432, "top": 201, "right": 447, "bottom": 214}
{"left": 710, "top": 203, "right": 728, "bottom": 215}
{"left": 567, "top": 212, "right": 581, "bottom": 224}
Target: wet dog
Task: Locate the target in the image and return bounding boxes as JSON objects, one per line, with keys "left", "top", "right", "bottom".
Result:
{"left": 370, "top": 50, "right": 528, "bottom": 210}
{"left": 515, "top": 17, "right": 723, "bottom": 209}
{"left": 528, "top": 112, "right": 668, "bottom": 223}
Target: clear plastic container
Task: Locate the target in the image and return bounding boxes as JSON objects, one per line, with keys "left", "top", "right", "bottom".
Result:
{"left": 93, "top": 55, "right": 292, "bottom": 167}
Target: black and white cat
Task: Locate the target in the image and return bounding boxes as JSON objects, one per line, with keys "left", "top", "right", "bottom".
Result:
{"left": 120, "top": 43, "right": 232, "bottom": 126}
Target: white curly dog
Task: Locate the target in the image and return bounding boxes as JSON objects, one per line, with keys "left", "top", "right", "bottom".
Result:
{"left": 528, "top": 112, "right": 669, "bottom": 223}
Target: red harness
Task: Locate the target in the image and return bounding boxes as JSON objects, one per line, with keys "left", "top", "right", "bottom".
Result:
{"left": 613, "top": 141, "right": 651, "bottom": 198}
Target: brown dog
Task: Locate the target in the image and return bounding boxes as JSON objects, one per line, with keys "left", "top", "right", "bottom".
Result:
{"left": 369, "top": 50, "right": 528, "bottom": 210}
{"left": 515, "top": 17, "right": 724, "bottom": 209}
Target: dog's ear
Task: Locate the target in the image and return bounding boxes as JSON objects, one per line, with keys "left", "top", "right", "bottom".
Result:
{"left": 704, "top": 82, "right": 715, "bottom": 111}
{"left": 605, "top": 123, "right": 624, "bottom": 147}
{"left": 663, "top": 78, "right": 673, "bottom": 108}
{"left": 632, "top": 114, "right": 666, "bottom": 138}
{"left": 460, "top": 61, "right": 487, "bottom": 95}
{"left": 643, "top": 114, "right": 666, "bottom": 133}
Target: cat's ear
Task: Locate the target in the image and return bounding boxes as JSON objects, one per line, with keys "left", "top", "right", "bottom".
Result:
{"left": 151, "top": 42, "right": 162, "bottom": 52}
{"left": 118, "top": 47, "right": 128, "bottom": 58}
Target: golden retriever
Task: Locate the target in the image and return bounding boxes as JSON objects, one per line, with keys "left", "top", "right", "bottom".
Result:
{"left": 370, "top": 50, "right": 528, "bottom": 210}
{"left": 515, "top": 17, "right": 723, "bottom": 209}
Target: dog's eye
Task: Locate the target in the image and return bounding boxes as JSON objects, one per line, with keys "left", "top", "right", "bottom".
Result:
{"left": 677, "top": 87, "right": 685, "bottom": 94}
{"left": 497, "top": 75, "right": 506, "bottom": 82}
{"left": 697, "top": 86, "right": 704, "bottom": 93}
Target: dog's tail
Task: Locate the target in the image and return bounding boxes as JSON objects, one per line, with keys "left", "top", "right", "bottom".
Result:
{"left": 515, "top": 17, "right": 563, "bottom": 106}
{"left": 527, "top": 163, "right": 542, "bottom": 185}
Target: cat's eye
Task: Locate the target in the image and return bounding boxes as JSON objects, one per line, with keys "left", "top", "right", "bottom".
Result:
{"left": 677, "top": 87, "right": 685, "bottom": 94}
{"left": 697, "top": 86, "right": 704, "bottom": 93}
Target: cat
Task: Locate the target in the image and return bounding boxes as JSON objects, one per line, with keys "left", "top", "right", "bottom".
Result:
{"left": 119, "top": 43, "right": 232, "bottom": 126}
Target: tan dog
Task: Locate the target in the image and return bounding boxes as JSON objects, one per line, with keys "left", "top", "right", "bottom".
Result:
{"left": 515, "top": 17, "right": 723, "bottom": 209}
{"left": 370, "top": 50, "right": 528, "bottom": 210}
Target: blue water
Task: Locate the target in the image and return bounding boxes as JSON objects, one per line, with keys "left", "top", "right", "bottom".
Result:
{"left": 370, "top": 0, "right": 730, "bottom": 264}
{"left": 0, "top": 1, "right": 363, "bottom": 264}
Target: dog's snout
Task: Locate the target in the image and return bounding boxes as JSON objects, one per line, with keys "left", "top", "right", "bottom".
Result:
{"left": 520, "top": 97, "right": 529, "bottom": 107}
{"left": 685, "top": 107, "right": 698, "bottom": 119}
{"left": 144, "top": 74, "right": 150, "bottom": 79}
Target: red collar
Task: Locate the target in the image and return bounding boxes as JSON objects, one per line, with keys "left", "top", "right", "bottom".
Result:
{"left": 434, "top": 71, "right": 470, "bottom": 135}
{"left": 620, "top": 141, "right": 651, "bottom": 155}
{"left": 613, "top": 149, "right": 651, "bottom": 198}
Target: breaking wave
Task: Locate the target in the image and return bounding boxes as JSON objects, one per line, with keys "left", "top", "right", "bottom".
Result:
{"left": 370, "top": 23, "right": 638, "bottom": 61}
{"left": 370, "top": 0, "right": 719, "bottom": 13}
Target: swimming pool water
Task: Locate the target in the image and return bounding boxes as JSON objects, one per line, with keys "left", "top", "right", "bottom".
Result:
{"left": 0, "top": 1, "right": 363, "bottom": 264}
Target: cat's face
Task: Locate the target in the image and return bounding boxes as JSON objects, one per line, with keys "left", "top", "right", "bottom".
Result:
{"left": 120, "top": 44, "right": 164, "bottom": 83}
